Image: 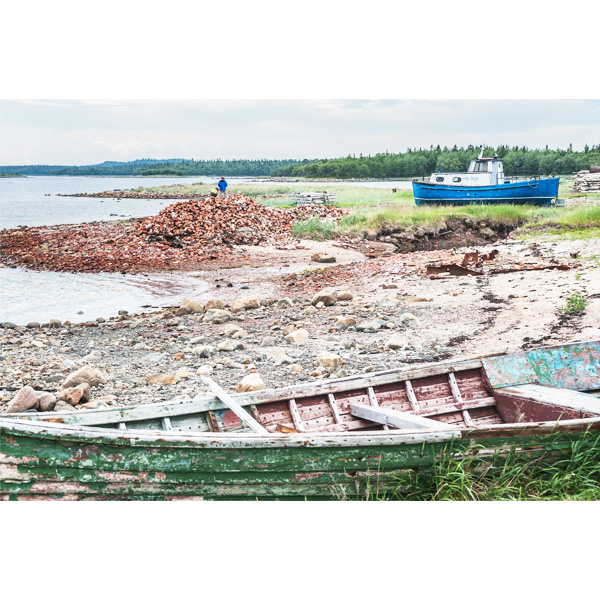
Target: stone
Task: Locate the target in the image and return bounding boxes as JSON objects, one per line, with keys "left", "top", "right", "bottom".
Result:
{"left": 356, "top": 320, "right": 382, "bottom": 332}
{"left": 316, "top": 352, "right": 343, "bottom": 369}
{"left": 236, "top": 373, "right": 266, "bottom": 393}
{"left": 218, "top": 340, "right": 244, "bottom": 352}
{"left": 95, "top": 395, "right": 117, "bottom": 405}
{"left": 203, "top": 309, "right": 232, "bottom": 324}
{"left": 7, "top": 386, "right": 39, "bottom": 413}
{"left": 146, "top": 374, "right": 178, "bottom": 386}
{"left": 78, "top": 400, "right": 109, "bottom": 410}
{"left": 376, "top": 296, "right": 400, "bottom": 309}
{"left": 230, "top": 295, "right": 260, "bottom": 313}
{"left": 302, "top": 306, "right": 318, "bottom": 315}
{"left": 285, "top": 329, "right": 309, "bottom": 345}
{"left": 175, "top": 368, "right": 190, "bottom": 379}
{"left": 337, "top": 290, "right": 354, "bottom": 301}
{"left": 175, "top": 307, "right": 191, "bottom": 316}
{"left": 173, "top": 353, "right": 185, "bottom": 360}
{"left": 191, "top": 345, "right": 214, "bottom": 358}
{"left": 282, "top": 325, "right": 297, "bottom": 336}
{"left": 38, "top": 392, "right": 58, "bottom": 412}
{"left": 400, "top": 313, "right": 421, "bottom": 326}
{"left": 180, "top": 298, "right": 205, "bottom": 313}
{"left": 260, "top": 336, "right": 276, "bottom": 347}
{"left": 311, "top": 288, "right": 338, "bottom": 306}
{"left": 26, "top": 322, "right": 41, "bottom": 329}
{"left": 48, "top": 319, "right": 62, "bottom": 328}
{"left": 277, "top": 298, "right": 293, "bottom": 307}
{"left": 311, "top": 253, "right": 336, "bottom": 263}
{"left": 54, "top": 400, "right": 76, "bottom": 412}
{"left": 62, "top": 366, "right": 107, "bottom": 389}
{"left": 204, "top": 299, "right": 225, "bottom": 311}
{"left": 142, "top": 352, "right": 168, "bottom": 363}
{"left": 333, "top": 316, "right": 356, "bottom": 330}
{"left": 196, "top": 365, "right": 213, "bottom": 376}
{"left": 57, "top": 384, "right": 88, "bottom": 406}
{"left": 386, "top": 336, "right": 409, "bottom": 350}
{"left": 272, "top": 352, "right": 294, "bottom": 365}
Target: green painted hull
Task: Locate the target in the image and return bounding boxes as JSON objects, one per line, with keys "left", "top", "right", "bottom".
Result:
{"left": 3, "top": 417, "right": 600, "bottom": 500}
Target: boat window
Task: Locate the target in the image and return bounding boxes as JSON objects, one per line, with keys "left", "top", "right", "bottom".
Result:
{"left": 436, "top": 176, "right": 444, "bottom": 182}
{"left": 474, "top": 161, "right": 488, "bottom": 172}
{"left": 452, "top": 177, "right": 462, "bottom": 182}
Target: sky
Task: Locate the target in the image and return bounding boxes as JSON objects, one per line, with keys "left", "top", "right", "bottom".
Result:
{"left": 1, "top": 99, "right": 599, "bottom": 166}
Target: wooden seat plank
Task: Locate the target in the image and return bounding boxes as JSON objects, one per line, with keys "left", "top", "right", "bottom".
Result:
{"left": 349, "top": 403, "right": 455, "bottom": 430}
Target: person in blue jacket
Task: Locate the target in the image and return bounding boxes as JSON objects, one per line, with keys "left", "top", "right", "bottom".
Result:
{"left": 217, "top": 177, "right": 228, "bottom": 199}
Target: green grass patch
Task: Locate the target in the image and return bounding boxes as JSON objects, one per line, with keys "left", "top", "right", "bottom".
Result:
{"left": 291, "top": 217, "right": 337, "bottom": 240}
{"left": 560, "top": 292, "right": 589, "bottom": 315}
{"left": 379, "top": 433, "right": 600, "bottom": 500}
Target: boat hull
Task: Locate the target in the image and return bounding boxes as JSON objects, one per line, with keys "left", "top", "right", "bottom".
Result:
{"left": 412, "top": 178, "right": 560, "bottom": 207}
{"left": 2, "top": 417, "right": 600, "bottom": 500}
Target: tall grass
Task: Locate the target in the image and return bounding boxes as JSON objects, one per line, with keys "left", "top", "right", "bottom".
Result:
{"left": 380, "top": 432, "right": 600, "bottom": 501}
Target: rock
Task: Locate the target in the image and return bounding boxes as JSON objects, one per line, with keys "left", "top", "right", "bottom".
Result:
{"left": 173, "top": 353, "right": 185, "bottom": 360}
{"left": 282, "top": 325, "right": 297, "bottom": 336}
{"left": 57, "top": 383, "right": 89, "bottom": 406}
{"left": 38, "top": 392, "right": 58, "bottom": 412}
{"left": 400, "top": 313, "right": 421, "bottom": 326}
{"left": 316, "top": 352, "right": 343, "bottom": 369}
{"left": 331, "top": 368, "right": 349, "bottom": 379}
{"left": 146, "top": 374, "right": 178, "bottom": 386}
{"left": 261, "top": 336, "right": 276, "bottom": 347}
{"left": 230, "top": 296, "right": 260, "bottom": 313}
{"left": 191, "top": 345, "right": 214, "bottom": 358}
{"left": 175, "top": 368, "right": 190, "bottom": 379}
{"left": 333, "top": 316, "right": 356, "bottom": 330}
{"left": 231, "top": 329, "right": 249, "bottom": 339}
{"left": 311, "top": 253, "right": 336, "bottom": 263}
{"left": 54, "top": 400, "right": 76, "bottom": 412}
{"left": 196, "top": 365, "right": 213, "bottom": 376}
{"left": 203, "top": 309, "right": 232, "bottom": 324}
{"left": 302, "top": 305, "right": 318, "bottom": 315}
{"left": 26, "top": 322, "right": 41, "bottom": 329}
{"left": 277, "top": 298, "right": 293, "bottom": 307}
{"left": 290, "top": 364, "right": 304, "bottom": 373}
{"left": 386, "top": 336, "right": 409, "bottom": 350}
{"left": 95, "top": 395, "right": 117, "bottom": 405}
{"left": 273, "top": 353, "right": 294, "bottom": 365}
{"left": 7, "top": 386, "right": 39, "bottom": 413}
{"left": 285, "top": 329, "right": 309, "bottom": 345}
{"left": 218, "top": 340, "right": 244, "bottom": 352}
{"left": 236, "top": 373, "right": 266, "bottom": 393}
{"left": 180, "top": 298, "right": 204, "bottom": 313}
{"left": 62, "top": 366, "right": 107, "bottom": 389}
{"left": 356, "top": 320, "right": 382, "bottom": 332}
{"left": 48, "top": 319, "right": 62, "bottom": 328}
{"left": 78, "top": 400, "right": 109, "bottom": 410}
{"left": 311, "top": 288, "right": 337, "bottom": 306}
{"left": 376, "top": 296, "right": 400, "bottom": 309}
{"left": 142, "top": 352, "right": 169, "bottom": 363}
{"left": 337, "top": 290, "right": 354, "bottom": 301}
{"left": 204, "top": 299, "right": 225, "bottom": 311}
{"left": 175, "top": 307, "right": 191, "bottom": 316}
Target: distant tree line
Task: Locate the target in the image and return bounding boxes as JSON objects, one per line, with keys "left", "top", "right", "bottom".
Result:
{"left": 271, "top": 145, "right": 600, "bottom": 179}
{"left": 0, "top": 158, "right": 302, "bottom": 177}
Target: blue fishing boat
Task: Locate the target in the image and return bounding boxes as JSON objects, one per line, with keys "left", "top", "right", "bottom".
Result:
{"left": 412, "top": 148, "right": 559, "bottom": 207}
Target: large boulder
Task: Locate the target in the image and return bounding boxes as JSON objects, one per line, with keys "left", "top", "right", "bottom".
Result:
{"left": 203, "top": 309, "right": 232, "bottom": 324}
{"left": 6, "top": 386, "right": 39, "bottom": 413}
{"left": 180, "top": 298, "right": 204, "bottom": 313}
{"left": 62, "top": 366, "right": 107, "bottom": 389}
{"left": 230, "top": 296, "right": 260, "bottom": 313}
{"left": 204, "top": 299, "right": 225, "bottom": 311}
{"left": 236, "top": 373, "right": 266, "bottom": 393}
{"left": 311, "top": 288, "right": 338, "bottom": 306}
{"left": 285, "top": 329, "right": 309, "bottom": 345}
{"left": 316, "top": 352, "right": 343, "bottom": 369}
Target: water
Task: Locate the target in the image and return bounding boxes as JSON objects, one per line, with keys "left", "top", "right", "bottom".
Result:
{"left": 0, "top": 175, "right": 413, "bottom": 325}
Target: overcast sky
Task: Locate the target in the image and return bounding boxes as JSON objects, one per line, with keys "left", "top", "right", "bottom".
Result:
{"left": 1, "top": 99, "right": 599, "bottom": 166}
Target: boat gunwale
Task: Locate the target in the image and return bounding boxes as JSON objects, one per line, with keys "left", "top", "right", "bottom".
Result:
{"left": 3, "top": 414, "right": 600, "bottom": 450}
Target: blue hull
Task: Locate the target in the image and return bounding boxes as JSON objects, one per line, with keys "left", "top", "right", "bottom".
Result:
{"left": 412, "top": 178, "right": 559, "bottom": 207}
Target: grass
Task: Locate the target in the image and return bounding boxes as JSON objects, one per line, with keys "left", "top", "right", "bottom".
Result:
{"left": 378, "top": 432, "right": 600, "bottom": 500}
{"left": 560, "top": 292, "right": 589, "bottom": 315}
{"left": 138, "top": 179, "right": 600, "bottom": 238}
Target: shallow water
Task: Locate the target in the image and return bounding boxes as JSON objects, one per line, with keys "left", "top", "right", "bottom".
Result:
{"left": 0, "top": 267, "right": 210, "bottom": 325}
{"left": 0, "top": 176, "right": 412, "bottom": 325}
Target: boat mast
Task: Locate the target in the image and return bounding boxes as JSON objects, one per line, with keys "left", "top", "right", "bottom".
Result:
{"left": 477, "top": 145, "right": 484, "bottom": 160}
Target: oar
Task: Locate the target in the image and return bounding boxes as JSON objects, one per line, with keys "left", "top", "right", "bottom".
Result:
{"left": 200, "top": 377, "right": 268, "bottom": 434}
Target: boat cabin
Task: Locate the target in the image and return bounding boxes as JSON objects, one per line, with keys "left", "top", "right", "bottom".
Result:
{"left": 429, "top": 153, "right": 506, "bottom": 187}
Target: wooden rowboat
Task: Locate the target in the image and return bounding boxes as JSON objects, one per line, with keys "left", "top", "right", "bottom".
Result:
{"left": 2, "top": 340, "right": 600, "bottom": 500}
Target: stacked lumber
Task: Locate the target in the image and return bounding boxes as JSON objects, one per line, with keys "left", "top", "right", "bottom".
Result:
{"left": 287, "top": 205, "right": 349, "bottom": 222}
{"left": 572, "top": 169, "right": 600, "bottom": 194}
{"left": 134, "top": 194, "right": 294, "bottom": 246}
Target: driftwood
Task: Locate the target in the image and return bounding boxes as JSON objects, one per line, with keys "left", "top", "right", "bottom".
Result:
{"left": 572, "top": 169, "right": 600, "bottom": 193}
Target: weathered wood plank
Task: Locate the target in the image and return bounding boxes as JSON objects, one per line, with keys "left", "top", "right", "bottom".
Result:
{"left": 200, "top": 377, "right": 268, "bottom": 434}
{"left": 405, "top": 381, "right": 420, "bottom": 412}
{"left": 349, "top": 403, "right": 454, "bottom": 430}
{"left": 368, "top": 387, "right": 389, "bottom": 430}
{"left": 327, "top": 394, "right": 342, "bottom": 424}
{"left": 448, "top": 372, "right": 475, "bottom": 427}
{"left": 288, "top": 399, "right": 306, "bottom": 432}
{"left": 161, "top": 417, "right": 173, "bottom": 431}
